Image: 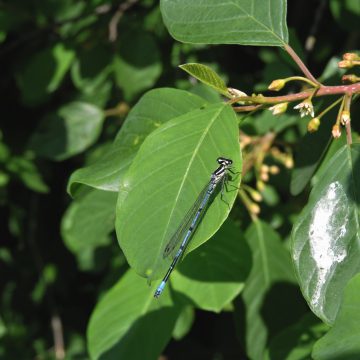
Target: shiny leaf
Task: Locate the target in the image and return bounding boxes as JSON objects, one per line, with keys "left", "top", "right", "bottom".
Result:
{"left": 292, "top": 144, "right": 360, "bottom": 324}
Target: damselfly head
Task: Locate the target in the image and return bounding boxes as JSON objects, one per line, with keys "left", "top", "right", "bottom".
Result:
{"left": 217, "top": 157, "right": 233, "bottom": 166}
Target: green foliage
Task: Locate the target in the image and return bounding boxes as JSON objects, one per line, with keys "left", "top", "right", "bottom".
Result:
{"left": 29, "top": 102, "right": 104, "bottom": 161}
{"left": 68, "top": 88, "right": 207, "bottom": 194}
{"left": 116, "top": 103, "right": 241, "bottom": 281}
{"left": 172, "top": 219, "right": 252, "bottom": 312}
{"left": 179, "top": 63, "right": 231, "bottom": 97}
{"left": 312, "top": 274, "right": 360, "bottom": 359}
{"left": 242, "top": 220, "right": 297, "bottom": 360}
{"left": 1, "top": 0, "right": 360, "bottom": 359}
{"left": 160, "top": 0, "right": 288, "bottom": 46}
{"left": 87, "top": 270, "right": 182, "bottom": 360}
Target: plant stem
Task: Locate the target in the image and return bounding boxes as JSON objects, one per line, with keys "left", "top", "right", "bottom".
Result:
{"left": 230, "top": 82, "right": 360, "bottom": 108}
{"left": 283, "top": 44, "right": 320, "bottom": 85}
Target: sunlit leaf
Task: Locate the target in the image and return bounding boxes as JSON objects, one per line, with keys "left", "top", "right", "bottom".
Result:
{"left": 180, "top": 63, "right": 230, "bottom": 97}
{"left": 292, "top": 144, "right": 360, "bottom": 324}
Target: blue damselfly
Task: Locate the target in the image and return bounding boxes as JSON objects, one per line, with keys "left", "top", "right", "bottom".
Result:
{"left": 154, "top": 157, "right": 234, "bottom": 298}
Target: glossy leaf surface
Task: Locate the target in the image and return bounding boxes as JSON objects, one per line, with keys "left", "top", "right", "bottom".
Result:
{"left": 160, "top": 0, "right": 288, "bottom": 46}
{"left": 292, "top": 144, "right": 360, "bottom": 324}
{"left": 68, "top": 88, "right": 207, "bottom": 195}
{"left": 116, "top": 103, "right": 241, "bottom": 282}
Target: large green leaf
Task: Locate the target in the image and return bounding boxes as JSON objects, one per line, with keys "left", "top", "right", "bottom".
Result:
{"left": 292, "top": 144, "right": 360, "bottom": 324}
{"left": 242, "top": 220, "right": 296, "bottom": 360}
{"left": 28, "top": 102, "right": 104, "bottom": 161}
{"left": 160, "top": 0, "right": 288, "bottom": 46}
{"left": 171, "top": 219, "right": 252, "bottom": 312}
{"left": 312, "top": 273, "right": 360, "bottom": 360}
{"left": 67, "top": 88, "right": 207, "bottom": 195}
{"left": 87, "top": 269, "right": 181, "bottom": 360}
{"left": 61, "top": 189, "right": 117, "bottom": 271}
{"left": 116, "top": 103, "right": 241, "bottom": 284}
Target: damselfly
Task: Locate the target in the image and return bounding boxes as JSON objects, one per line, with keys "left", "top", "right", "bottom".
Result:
{"left": 154, "top": 157, "right": 234, "bottom": 298}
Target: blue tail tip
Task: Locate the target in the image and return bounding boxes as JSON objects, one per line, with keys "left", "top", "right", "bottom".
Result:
{"left": 154, "top": 281, "right": 166, "bottom": 298}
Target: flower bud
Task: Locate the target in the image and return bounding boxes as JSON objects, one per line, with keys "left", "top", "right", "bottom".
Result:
{"left": 268, "top": 79, "right": 286, "bottom": 91}
{"left": 332, "top": 124, "right": 341, "bottom": 139}
{"left": 284, "top": 157, "right": 294, "bottom": 169}
{"left": 228, "top": 87, "right": 247, "bottom": 98}
{"left": 256, "top": 180, "right": 265, "bottom": 192}
{"left": 249, "top": 203, "right": 260, "bottom": 215}
{"left": 338, "top": 60, "right": 353, "bottom": 69}
{"left": 269, "top": 102, "right": 288, "bottom": 116}
{"left": 342, "top": 74, "right": 360, "bottom": 83}
{"left": 307, "top": 117, "right": 321, "bottom": 132}
{"left": 269, "top": 165, "right": 280, "bottom": 175}
{"left": 343, "top": 53, "right": 359, "bottom": 61}
{"left": 249, "top": 189, "right": 262, "bottom": 202}
{"left": 340, "top": 110, "right": 350, "bottom": 125}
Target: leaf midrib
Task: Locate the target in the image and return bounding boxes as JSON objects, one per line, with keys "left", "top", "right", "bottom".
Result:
{"left": 156, "top": 105, "right": 227, "bottom": 265}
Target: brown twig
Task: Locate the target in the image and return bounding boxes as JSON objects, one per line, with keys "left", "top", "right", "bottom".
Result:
{"left": 230, "top": 82, "right": 360, "bottom": 109}
{"left": 51, "top": 314, "right": 65, "bottom": 359}
{"left": 109, "top": 0, "right": 139, "bottom": 42}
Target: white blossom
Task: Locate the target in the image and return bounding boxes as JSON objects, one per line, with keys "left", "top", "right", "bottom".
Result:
{"left": 293, "top": 99, "right": 314, "bottom": 118}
